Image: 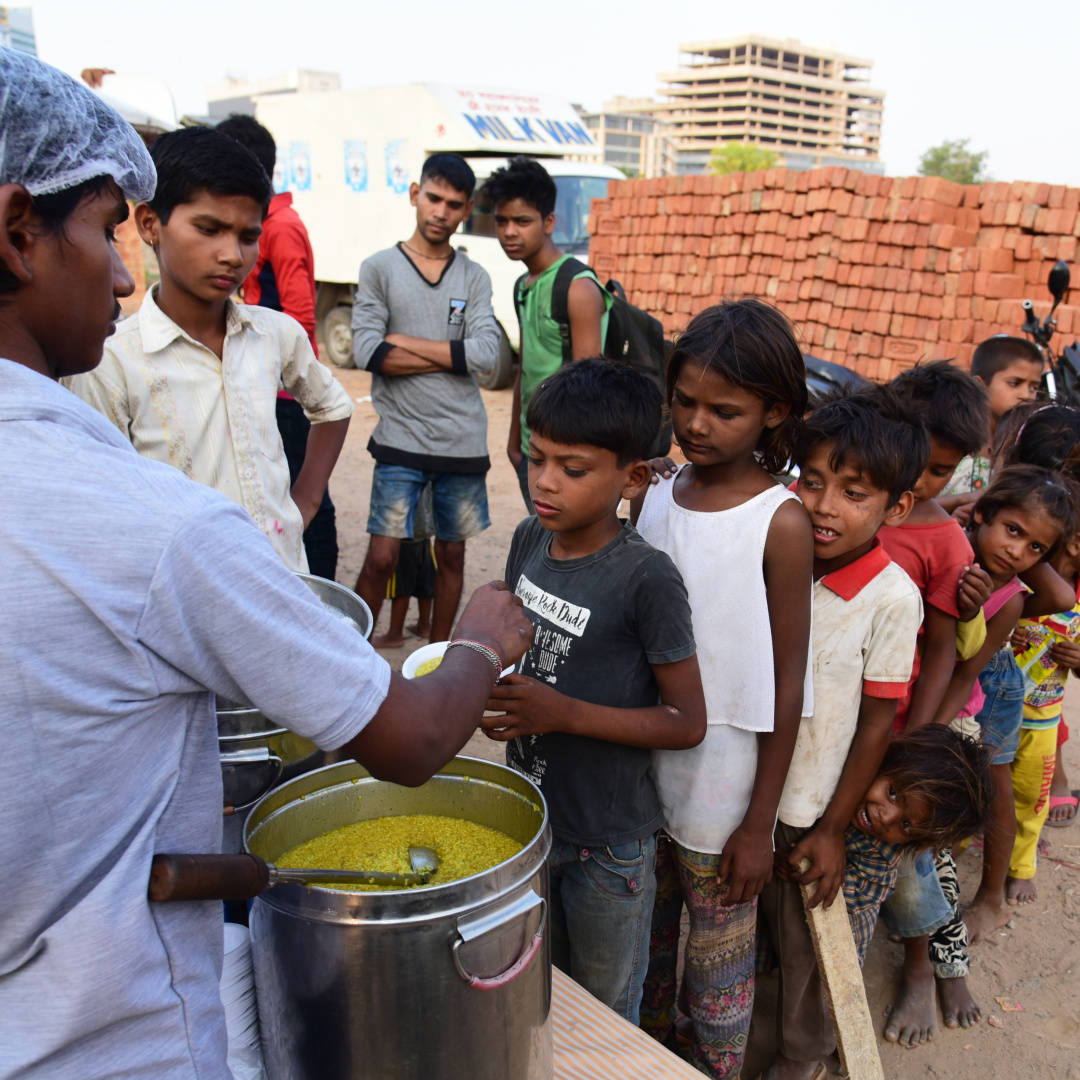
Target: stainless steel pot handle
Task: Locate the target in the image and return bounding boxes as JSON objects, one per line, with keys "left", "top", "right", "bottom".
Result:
{"left": 452, "top": 890, "right": 546, "bottom": 991}
{"left": 219, "top": 747, "right": 284, "bottom": 811}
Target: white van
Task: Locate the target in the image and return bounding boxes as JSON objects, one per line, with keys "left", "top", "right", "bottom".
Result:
{"left": 254, "top": 83, "right": 622, "bottom": 384}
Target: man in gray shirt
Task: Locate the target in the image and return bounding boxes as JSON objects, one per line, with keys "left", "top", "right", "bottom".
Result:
{"left": 351, "top": 153, "right": 500, "bottom": 641}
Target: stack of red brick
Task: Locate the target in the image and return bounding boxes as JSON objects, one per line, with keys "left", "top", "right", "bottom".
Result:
{"left": 115, "top": 213, "right": 147, "bottom": 315}
{"left": 587, "top": 169, "right": 1080, "bottom": 381}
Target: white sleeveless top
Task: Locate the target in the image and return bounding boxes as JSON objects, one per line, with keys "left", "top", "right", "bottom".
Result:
{"left": 636, "top": 469, "right": 813, "bottom": 853}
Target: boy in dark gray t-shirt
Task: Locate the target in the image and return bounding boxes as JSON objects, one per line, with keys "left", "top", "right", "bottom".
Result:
{"left": 482, "top": 360, "right": 705, "bottom": 1025}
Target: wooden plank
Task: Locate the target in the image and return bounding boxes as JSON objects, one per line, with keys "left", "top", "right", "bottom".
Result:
{"left": 799, "top": 870, "right": 885, "bottom": 1080}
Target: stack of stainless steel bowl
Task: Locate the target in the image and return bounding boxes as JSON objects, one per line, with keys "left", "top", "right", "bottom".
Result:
{"left": 218, "top": 573, "right": 374, "bottom": 819}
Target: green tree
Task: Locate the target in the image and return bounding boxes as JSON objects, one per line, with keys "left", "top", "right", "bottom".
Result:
{"left": 917, "top": 138, "right": 989, "bottom": 184}
{"left": 709, "top": 141, "right": 778, "bottom": 175}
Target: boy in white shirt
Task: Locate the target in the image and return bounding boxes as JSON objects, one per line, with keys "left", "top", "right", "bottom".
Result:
{"left": 758, "top": 388, "right": 927, "bottom": 1080}
{"left": 68, "top": 127, "right": 352, "bottom": 571}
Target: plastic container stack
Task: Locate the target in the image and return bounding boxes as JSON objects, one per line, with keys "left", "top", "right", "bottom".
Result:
{"left": 220, "top": 921, "right": 266, "bottom": 1080}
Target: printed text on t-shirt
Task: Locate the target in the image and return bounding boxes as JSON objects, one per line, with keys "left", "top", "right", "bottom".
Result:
{"left": 515, "top": 573, "right": 591, "bottom": 636}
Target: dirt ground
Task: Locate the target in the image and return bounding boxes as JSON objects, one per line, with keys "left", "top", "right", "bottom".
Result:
{"left": 327, "top": 365, "right": 1080, "bottom": 1079}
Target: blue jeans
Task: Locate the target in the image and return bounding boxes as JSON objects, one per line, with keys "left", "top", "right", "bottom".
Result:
{"left": 548, "top": 833, "right": 658, "bottom": 1024}
{"left": 973, "top": 647, "right": 1024, "bottom": 766}
{"left": 880, "top": 849, "right": 952, "bottom": 938}
{"left": 367, "top": 463, "right": 489, "bottom": 542}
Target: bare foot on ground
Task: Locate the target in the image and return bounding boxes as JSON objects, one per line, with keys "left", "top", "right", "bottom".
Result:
{"left": 964, "top": 894, "right": 1010, "bottom": 944}
{"left": 884, "top": 969, "right": 938, "bottom": 1048}
{"left": 1007, "top": 875, "right": 1038, "bottom": 904}
{"left": 407, "top": 621, "right": 431, "bottom": 637}
{"left": 761, "top": 1054, "right": 826, "bottom": 1079}
{"left": 370, "top": 631, "right": 406, "bottom": 648}
{"left": 938, "top": 975, "right": 981, "bottom": 1029}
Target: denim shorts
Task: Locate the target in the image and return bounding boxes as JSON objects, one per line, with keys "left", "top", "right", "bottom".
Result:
{"left": 547, "top": 833, "right": 658, "bottom": 1024}
{"left": 880, "top": 848, "right": 952, "bottom": 938}
{"left": 367, "top": 464, "right": 490, "bottom": 542}
{"left": 952, "top": 647, "right": 1023, "bottom": 766}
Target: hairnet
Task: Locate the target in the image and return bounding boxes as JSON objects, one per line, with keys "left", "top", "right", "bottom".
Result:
{"left": 0, "top": 47, "right": 156, "bottom": 203}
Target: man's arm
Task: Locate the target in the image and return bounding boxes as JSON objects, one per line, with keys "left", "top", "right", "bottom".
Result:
{"left": 507, "top": 365, "right": 524, "bottom": 466}
{"left": 343, "top": 584, "right": 536, "bottom": 784}
{"left": 291, "top": 417, "right": 349, "bottom": 529}
{"left": 350, "top": 258, "right": 440, "bottom": 375}
{"left": 566, "top": 276, "right": 606, "bottom": 361}
{"left": 138, "top": 504, "right": 535, "bottom": 789}
{"left": 278, "top": 322, "right": 353, "bottom": 525}
{"left": 720, "top": 500, "right": 813, "bottom": 904}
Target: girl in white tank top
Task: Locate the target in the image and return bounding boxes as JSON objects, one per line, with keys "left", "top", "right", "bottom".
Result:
{"left": 633, "top": 300, "right": 813, "bottom": 1078}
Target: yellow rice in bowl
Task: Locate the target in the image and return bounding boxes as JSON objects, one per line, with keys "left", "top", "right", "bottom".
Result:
{"left": 277, "top": 813, "right": 522, "bottom": 891}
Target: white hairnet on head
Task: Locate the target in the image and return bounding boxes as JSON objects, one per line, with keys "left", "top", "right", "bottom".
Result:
{"left": 0, "top": 47, "right": 156, "bottom": 203}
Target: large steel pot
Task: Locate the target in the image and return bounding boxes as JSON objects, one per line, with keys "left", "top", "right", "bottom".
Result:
{"left": 245, "top": 757, "right": 552, "bottom": 1080}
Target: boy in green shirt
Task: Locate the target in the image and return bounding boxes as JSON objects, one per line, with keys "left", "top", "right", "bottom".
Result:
{"left": 479, "top": 157, "right": 611, "bottom": 509}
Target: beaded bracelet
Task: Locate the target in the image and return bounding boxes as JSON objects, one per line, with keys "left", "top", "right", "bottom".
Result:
{"left": 446, "top": 638, "right": 503, "bottom": 682}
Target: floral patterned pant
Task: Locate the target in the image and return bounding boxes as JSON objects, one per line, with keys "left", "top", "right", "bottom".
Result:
{"left": 640, "top": 833, "right": 757, "bottom": 1080}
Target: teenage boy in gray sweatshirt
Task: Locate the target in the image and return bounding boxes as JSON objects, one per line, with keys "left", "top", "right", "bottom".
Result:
{"left": 351, "top": 153, "right": 500, "bottom": 642}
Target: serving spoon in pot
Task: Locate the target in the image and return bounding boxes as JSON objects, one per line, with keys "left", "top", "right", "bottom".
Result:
{"left": 148, "top": 847, "right": 440, "bottom": 902}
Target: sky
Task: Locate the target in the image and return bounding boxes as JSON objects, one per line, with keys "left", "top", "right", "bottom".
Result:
{"left": 26, "top": 0, "right": 1080, "bottom": 184}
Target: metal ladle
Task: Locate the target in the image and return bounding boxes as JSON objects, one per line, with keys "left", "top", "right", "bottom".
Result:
{"left": 149, "top": 847, "right": 441, "bottom": 902}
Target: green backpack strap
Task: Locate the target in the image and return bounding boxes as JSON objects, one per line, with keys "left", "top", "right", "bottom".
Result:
{"left": 549, "top": 257, "right": 592, "bottom": 366}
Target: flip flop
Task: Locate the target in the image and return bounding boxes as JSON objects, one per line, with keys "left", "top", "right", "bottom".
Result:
{"left": 1046, "top": 789, "right": 1080, "bottom": 828}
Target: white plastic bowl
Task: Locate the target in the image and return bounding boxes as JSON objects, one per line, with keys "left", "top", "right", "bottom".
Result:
{"left": 402, "top": 640, "right": 515, "bottom": 680}
{"left": 402, "top": 640, "right": 449, "bottom": 680}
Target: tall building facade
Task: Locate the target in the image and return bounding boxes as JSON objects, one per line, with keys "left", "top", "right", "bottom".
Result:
{"left": 576, "top": 103, "right": 676, "bottom": 178}
{"left": 632, "top": 35, "right": 884, "bottom": 175}
{"left": 0, "top": 7, "right": 36, "bottom": 55}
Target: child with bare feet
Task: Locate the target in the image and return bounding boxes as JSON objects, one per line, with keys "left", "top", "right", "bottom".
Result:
{"left": 757, "top": 388, "right": 926, "bottom": 1080}
{"left": 1009, "top": 523, "right": 1080, "bottom": 903}
{"left": 876, "top": 363, "right": 1005, "bottom": 1047}
{"left": 762, "top": 726, "right": 991, "bottom": 1080}
{"left": 882, "top": 467, "right": 1076, "bottom": 1047}
{"left": 1046, "top": 741, "right": 1078, "bottom": 825}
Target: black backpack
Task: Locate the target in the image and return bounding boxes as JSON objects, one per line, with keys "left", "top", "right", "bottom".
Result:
{"left": 514, "top": 257, "right": 671, "bottom": 455}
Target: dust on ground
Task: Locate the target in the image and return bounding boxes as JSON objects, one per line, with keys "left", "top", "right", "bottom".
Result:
{"left": 329, "top": 366, "right": 1080, "bottom": 1079}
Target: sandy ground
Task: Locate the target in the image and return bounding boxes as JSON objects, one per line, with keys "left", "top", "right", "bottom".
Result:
{"left": 327, "top": 365, "right": 1080, "bottom": 1079}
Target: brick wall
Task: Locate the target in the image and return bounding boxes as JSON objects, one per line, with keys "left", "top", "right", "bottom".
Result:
{"left": 115, "top": 211, "right": 147, "bottom": 315}
{"left": 587, "top": 169, "right": 1080, "bottom": 382}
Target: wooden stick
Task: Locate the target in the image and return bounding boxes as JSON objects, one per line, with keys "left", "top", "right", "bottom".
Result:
{"left": 798, "top": 863, "right": 885, "bottom": 1080}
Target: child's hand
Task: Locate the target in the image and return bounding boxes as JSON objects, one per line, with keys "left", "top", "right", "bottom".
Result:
{"left": 646, "top": 457, "right": 678, "bottom": 485}
{"left": 788, "top": 825, "right": 846, "bottom": 910}
{"left": 717, "top": 822, "right": 774, "bottom": 904}
{"left": 1010, "top": 625, "right": 1032, "bottom": 652}
{"left": 1049, "top": 638, "right": 1080, "bottom": 671}
{"left": 950, "top": 496, "right": 977, "bottom": 527}
{"left": 480, "top": 674, "right": 560, "bottom": 740}
{"left": 957, "top": 563, "right": 993, "bottom": 623}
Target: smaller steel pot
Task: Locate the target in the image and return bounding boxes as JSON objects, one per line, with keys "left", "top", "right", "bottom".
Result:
{"left": 217, "top": 573, "right": 374, "bottom": 812}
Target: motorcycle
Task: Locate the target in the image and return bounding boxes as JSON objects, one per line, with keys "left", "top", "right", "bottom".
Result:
{"left": 1020, "top": 259, "right": 1080, "bottom": 405}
